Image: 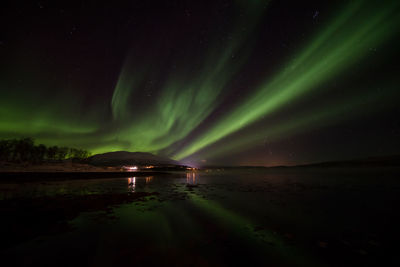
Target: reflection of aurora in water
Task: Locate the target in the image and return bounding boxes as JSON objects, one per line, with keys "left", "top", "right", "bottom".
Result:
{"left": 175, "top": 171, "right": 318, "bottom": 266}
{"left": 2, "top": 171, "right": 399, "bottom": 266}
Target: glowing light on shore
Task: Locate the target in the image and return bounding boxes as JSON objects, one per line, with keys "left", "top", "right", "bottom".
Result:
{"left": 143, "top": 165, "right": 154, "bottom": 169}
{"left": 123, "top": 166, "right": 138, "bottom": 171}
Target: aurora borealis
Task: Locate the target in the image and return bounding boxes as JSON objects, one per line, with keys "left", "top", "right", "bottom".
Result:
{"left": 1, "top": 0, "right": 399, "bottom": 166}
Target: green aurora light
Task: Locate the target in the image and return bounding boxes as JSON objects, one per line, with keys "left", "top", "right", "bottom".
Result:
{"left": 107, "top": 1, "right": 268, "bottom": 153}
{"left": 0, "top": 0, "right": 399, "bottom": 164}
{"left": 172, "top": 0, "right": 400, "bottom": 160}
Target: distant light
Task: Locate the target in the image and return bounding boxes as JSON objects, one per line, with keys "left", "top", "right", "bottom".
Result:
{"left": 143, "top": 165, "right": 154, "bottom": 169}
{"left": 123, "top": 166, "right": 138, "bottom": 171}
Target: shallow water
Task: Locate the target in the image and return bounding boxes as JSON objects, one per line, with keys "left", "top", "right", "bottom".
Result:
{"left": 1, "top": 169, "right": 399, "bottom": 266}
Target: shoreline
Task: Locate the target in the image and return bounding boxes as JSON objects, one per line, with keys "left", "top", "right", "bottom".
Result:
{"left": 0, "top": 171, "right": 174, "bottom": 183}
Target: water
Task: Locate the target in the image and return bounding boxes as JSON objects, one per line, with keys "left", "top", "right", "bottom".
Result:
{"left": 1, "top": 169, "right": 399, "bottom": 266}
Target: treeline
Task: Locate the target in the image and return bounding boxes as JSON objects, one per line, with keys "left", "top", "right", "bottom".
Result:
{"left": 0, "top": 138, "right": 91, "bottom": 163}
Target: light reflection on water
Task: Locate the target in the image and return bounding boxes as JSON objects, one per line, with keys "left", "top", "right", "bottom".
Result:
{"left": 0, "top": 175, "right": 168, "bottom": 199}
{"left": 145, "top": 176, "right": 154, "bottom": 183}
{"left": 1, "top": 170, "right": 399, "bottom": 266}
{"left": 127, "top": 177, "right": 136, "bottom": 192}
{"left": 186, "top": 172, "right": 199, "bottom": 185}
{"left": 127, "top": 176, "right": 155, "bottom": 192}
{"left": 0, "top": 170, "right": 395, "bottom": 201}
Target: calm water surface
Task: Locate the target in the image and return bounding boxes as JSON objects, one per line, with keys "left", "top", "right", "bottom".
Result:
{"left": 1, "top": 169, "right": 399, "bottom": 266}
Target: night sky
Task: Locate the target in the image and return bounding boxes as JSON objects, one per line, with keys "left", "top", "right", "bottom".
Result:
{"left": 1, "top": 0, "right": 399, "bottom": 166}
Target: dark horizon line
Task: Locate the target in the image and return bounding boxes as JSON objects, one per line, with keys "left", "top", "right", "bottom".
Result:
{"left": 199, "top": 154, "right": 400, "bottom": 169}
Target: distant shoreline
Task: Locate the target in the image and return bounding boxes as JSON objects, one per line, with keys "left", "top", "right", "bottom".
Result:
{"left": 1, "top": 154, "right": 399, "bottom": 183}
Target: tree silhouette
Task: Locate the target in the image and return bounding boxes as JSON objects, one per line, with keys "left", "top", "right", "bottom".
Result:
{"left": 0, "top": 138, "right": 91, "bottom": 163}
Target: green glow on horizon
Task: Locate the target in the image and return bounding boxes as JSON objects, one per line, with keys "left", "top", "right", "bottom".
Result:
{"left": 191, "top": 86, "right": 395, "bottom": 162}
{"left": 173, "top": 0, "right": 400, "bottom": 160}
{"left": 0, "top": 92, "right": 101, "bottom": 148}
